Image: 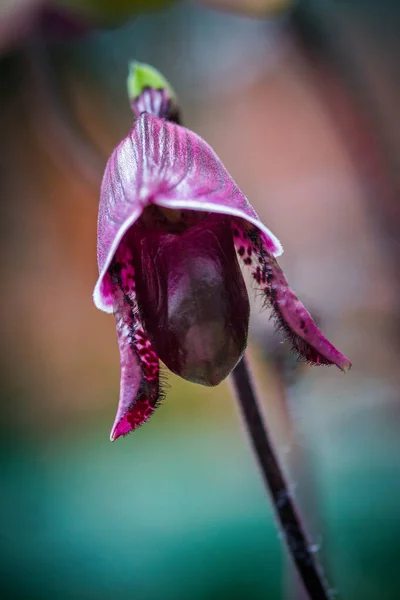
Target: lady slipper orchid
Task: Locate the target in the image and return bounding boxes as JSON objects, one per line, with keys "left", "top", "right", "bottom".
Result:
{"left": 94, "top": 63, "right": 351, "bottom": 441}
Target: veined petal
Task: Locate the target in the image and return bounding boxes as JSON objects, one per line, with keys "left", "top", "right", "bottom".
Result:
{"left": 130, "top": 87, "right": 181, "bottom": 124}
{"left": 232, "top": 220, "right": 351, "bottom": 372}
{"left": 94, "top": 113, "right": 282, "bottom": 312}
{"left": 109, "top": 242, "right": 161, "bottom": 440}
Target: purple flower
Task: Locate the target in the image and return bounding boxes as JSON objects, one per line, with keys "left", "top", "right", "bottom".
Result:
{"left": 94, "top": 64, "right": 351, "bottom": 440}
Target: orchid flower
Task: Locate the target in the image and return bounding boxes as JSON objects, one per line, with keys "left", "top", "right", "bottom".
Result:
{"left": 94, "top": 63, "right": 351, "bottom": 441}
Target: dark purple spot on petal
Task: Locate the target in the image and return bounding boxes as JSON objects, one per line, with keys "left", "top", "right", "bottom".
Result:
{"left": 232, "top": 221, "right": 351, "bottom": 372}
{"left": 108, "top": 242, "right": 163, "bottom": 440}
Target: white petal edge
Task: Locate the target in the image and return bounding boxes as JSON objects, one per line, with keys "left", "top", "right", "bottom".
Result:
{"left": 93, "top": 199, "right": 283, "bottom": 313}
{"left": 155, "top": 197, "right": 283, "bottom": 256}
{"left": 93, "top": 207, "right": 142, "bottom": 313}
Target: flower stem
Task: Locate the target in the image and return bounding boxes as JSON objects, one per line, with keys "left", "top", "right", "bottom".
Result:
{"left": 231, "top": 355, "right": 333, "bottom": 600}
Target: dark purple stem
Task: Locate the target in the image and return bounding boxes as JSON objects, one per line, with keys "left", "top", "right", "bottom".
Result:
{"left": 231, "top": 355, "right": 334, "bottom": 600}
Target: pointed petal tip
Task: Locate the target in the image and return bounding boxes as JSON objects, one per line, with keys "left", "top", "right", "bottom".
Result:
{"left": 109, "top": 422, "right": 120, "bottom": 442}
{"left": 327, "top": 347, "right": 351, "bottom": 372}
{"left": 109, "top": 399, "right": 158, "bottom": 441}
{"left": 109, "top": 418, "right": 121, "bottom": 441}
{"left": 340, "top": 357, "right": 352, "bottom": 373}
{"left": 109, "top": 428, "right": 120, "bottom": 442}
{"left": 109, "top": 414, "right": 134, "bottom": 441}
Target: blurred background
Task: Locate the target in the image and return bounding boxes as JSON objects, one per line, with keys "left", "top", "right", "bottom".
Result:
{"left": 0, "top": 0, "right": 399, "bottom": 598}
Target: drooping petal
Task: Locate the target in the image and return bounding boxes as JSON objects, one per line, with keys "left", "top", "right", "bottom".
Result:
{"left": 93, "top": 113, "right": 282, "bottom": 312}
{"left": 232, "top": 220, "right": 351, "bottom": 372}
{"left": 128, "top": 213, "right": 250, "bottom": 386}
{"left": 109, "top": 241, "right": 161, "bottom": 440}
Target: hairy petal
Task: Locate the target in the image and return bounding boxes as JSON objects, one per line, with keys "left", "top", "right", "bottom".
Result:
{"left": 232, "top": 220, "right": 351, "bottom": 372}
{"left": 94, "top": 113, "right": 282, "bottom": 312}
{"left": 109, "top": 242, "right": 161, "bottom": 440}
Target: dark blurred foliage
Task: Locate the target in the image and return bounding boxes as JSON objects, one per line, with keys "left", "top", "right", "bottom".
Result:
{"left": 0, "top": 1, "right": 399, "bottom": 599}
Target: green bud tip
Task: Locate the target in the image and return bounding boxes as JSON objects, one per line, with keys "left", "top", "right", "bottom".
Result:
{"left": 127, "top": 62, "right": 176, "bottom": 102}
